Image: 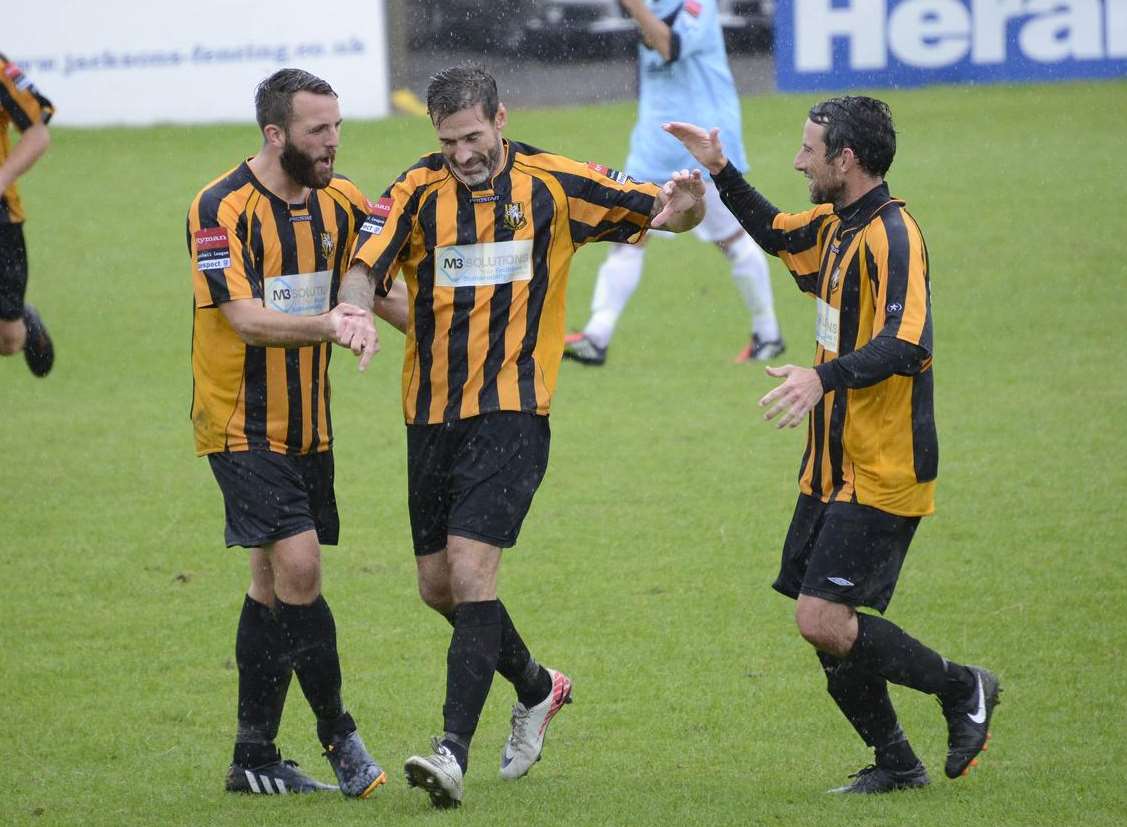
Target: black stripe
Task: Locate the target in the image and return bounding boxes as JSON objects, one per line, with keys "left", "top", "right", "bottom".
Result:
{"left": 412, "top": 195, "right": 440, "bottom": 423}
{"left": 864, "top": 243, "right": 880, "bottom": 305}
{"left": 827, "top": 390, "right": 849, "bottom": 497}
{"left": 570, "top": 217, "right": 644, "bottom": 246}
{"left": 443, "top": 186, "right": 479, "bottom": 421}
{"left": 550, "top": 169, "right": 655, "bottom": 216}
{"left": 479, "top": 174, "right": 517, "bottom": 412}
{"left": 878, "top": 206, "right": 912, "bottom": 339}
{"left": 0, "top": 82, "right": 32, "bottom": 131}
{"left": 329, "top": 196, "right": 352, "bottom": 306}
{"left": 269, "top": 199, "right": 299, "bottom": 275}
{"left": 284, "top": 349, "right": 303, "bottom": 453}
{"left": 310, "top": 342, "right": 322, "bottom": 451}
{"left": 837, "top": 256, "right": 862, "bottom": 356}
{"left": 323, "top": 345, "right": 334, "bottom": 445}
{"left": 808, "top": 399, "right": 826, "bottom": 499}
{"left": 246, "top": 210, "right": 265, "bottom": 300}
{"left": 243, "top": 346, "right": 269, "bottom": 449}
{"left": 308, "top": 194, "right": 329, "bottom": 273}
{"left": 784, "top": 212, "right": 831, "bottom": 258}
{"left": 516, "top": 178, "right": 555, "bottom": 411}
{"left": 911, "top": 368, "right": 938, "bottom": 481}
{"left": 825, "top": 255, "right": 861, "bottom": 496}
{"left": 793, "top": 273, "right": 818, "bottom": 293}
{"left": 267, "top": 198, "right": 302, "bottom": 450}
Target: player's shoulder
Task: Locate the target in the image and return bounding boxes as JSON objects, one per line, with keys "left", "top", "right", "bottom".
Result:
{"left": 326, "top": 172, "right": 364, "bottom": 203}
{"left": 509, "top": 140, "right": 586, "bottom": 177}
{"left": 191, "top": 163, "right": 254, "bottom": 222}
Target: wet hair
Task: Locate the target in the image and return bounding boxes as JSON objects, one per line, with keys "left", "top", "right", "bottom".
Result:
{"left": 808, "top": 96, "right": 896, "bottom": 178}
{"left": 426, "top": 63, "right": 499, "bottom": 126}
{"left": 255, "top": 68, "right": 336, "bottom": 131}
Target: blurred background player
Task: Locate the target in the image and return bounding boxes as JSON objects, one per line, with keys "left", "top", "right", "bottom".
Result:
{"left": 0, "top": 53, "right": 54, "bottom": 377}
{"left": 563, "top": 0, "right": 782, "bottom": 367}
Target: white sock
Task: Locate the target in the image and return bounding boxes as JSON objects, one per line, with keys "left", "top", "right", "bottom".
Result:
{"left": 726, "top": 234, "right": 779, "bottom": 342}
{"left": 584, "top": 244, "right": 646, "bottom": 349}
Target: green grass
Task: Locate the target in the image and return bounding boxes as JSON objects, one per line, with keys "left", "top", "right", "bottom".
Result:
{"left": 2, "top": 79, "right": 1126, "bottom": 825}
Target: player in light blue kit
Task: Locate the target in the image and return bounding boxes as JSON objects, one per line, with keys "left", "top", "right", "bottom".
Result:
{"left": 564, "top": 0, "right": 784, "bottom": 366}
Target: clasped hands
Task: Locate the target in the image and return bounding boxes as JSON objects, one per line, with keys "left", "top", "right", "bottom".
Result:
{"left": 328, "top": 302, "right": 379, "bottom": 371}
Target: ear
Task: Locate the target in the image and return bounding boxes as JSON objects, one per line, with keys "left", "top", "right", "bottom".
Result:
{"left": 263, "top": 123, "right": 286, "bottom": 150}
{"left": 495, "top": 103, "right": 508, "bottom": 131}
{"left": 839, "top": 146, "right": 856, "bottom": 173}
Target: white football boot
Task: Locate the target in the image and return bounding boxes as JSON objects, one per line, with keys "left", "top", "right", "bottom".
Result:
{"left": 404, "top": 737, "right": 464, "bottom": 809}
{"left": 499, "top": 667, "right": 573, "bottom": 780}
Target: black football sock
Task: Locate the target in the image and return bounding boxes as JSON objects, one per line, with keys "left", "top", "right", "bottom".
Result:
{"left": 442, "top": 600, "right": 504, "bottom": 771}
{"left": 444, "top": 603, "right": 550, "bottom": 707}
{"left": 233, "top": 595, "right": 292, "bottom": 767}
{"left": 497, "top": 600, "right": 552, "bottom": 707}
{"left": 275, "top": 595, "right": 346, "bottom": 730}
{"left": 817, "top": 651, "right": 920, "bottom": 772}
{"left": 849, "top": 613, "right": 972, "bottom": 700}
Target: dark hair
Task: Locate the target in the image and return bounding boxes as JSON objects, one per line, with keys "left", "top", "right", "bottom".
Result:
{"left": 808, "top": 96, "right": 896, "bottom": 178}
{"left": 255, "top": 68, "right": 336, "bottom": 131}
{"left": 426, "top": 63, "right": 499, "bottom": 126}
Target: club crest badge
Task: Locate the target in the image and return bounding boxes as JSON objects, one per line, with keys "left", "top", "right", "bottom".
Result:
{"left": 830, "top": 266, "right": 841, "bottom": 291}
{"left": 320, "top": 232, "right": 334, "bottom": 260}
{"left": 502, "top": 202, "right": 527, "bottom": 231}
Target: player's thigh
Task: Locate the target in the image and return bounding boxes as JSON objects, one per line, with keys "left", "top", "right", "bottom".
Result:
{"left": 801, "top": 501, "right": 920, "bottom": 613}
{"left": 406, "top": 422, "right": 458, "bottom": 556}
{"left": 207, "top": 449, "right": 334, "bottom": 549}
{"left": 447, "top": 412, "right": 550, "bottom": 551}
{"left": 772, "top": 494, "right": 828, "bottom": 601}
{"left": 0, "top": 223, "right": 29, "bottom": 323}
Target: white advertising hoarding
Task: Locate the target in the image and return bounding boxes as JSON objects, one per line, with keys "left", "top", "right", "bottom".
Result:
{"left": 4, "top": 0, "right": 390, "bottom": 126}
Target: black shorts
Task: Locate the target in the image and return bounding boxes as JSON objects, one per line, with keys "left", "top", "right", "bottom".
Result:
{"left": 406, "top": 411, "right": 550, "bottom": 555}
{"left": 207, "top": 449, "right": 339, "bottom": 549}
{"left": 772, "top": 493, "right": 920, "bottom": 613}
{"left": 0, "top": 222, "right": 29, "bottom": 321}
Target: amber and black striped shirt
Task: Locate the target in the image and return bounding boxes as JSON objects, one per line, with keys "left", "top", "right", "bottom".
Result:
{"left": 187, "top": 162, "right": 370, "bottom": 456}
{"left": 716, "top": 167, "right": 937, "bottom": 516}
{"left": 351, "top": 140, "right": 659, "bottom": 425}
{"left": 0, "top": 54, "right": 54, "bottom": 224}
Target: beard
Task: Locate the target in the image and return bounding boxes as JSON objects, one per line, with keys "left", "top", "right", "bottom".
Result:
{"left": 280, "top": 138, "right": 334, "bottom": 189}
{"left": 809, "top": 175, "right": 845, "bottom": 206}
{"left": 449, "top": 140, "right": 503, "bottom": 188}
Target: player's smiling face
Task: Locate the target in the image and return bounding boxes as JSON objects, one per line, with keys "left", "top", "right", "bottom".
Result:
{"left": 435, "top": 103, "right": 507, "bottom": 188}
{"left": 794, "top": 119, "right": 845, "bottom": 206}
{"left": 280, "top": 91, "right": 342, "bottom": 190}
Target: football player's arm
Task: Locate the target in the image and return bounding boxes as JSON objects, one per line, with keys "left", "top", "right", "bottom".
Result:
{"left": 0, "top": 121, "right": 50, "bottom": 193}
{"left": 372, "top": 278, "right": 408, "bottom": 334}
{"left": 220, "top": 298, "right": 376, "bottom": 356}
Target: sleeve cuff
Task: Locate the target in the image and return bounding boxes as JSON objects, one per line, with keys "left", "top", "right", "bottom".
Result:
{"left": 815, "top": 362, "right": 841, "bottom": 393}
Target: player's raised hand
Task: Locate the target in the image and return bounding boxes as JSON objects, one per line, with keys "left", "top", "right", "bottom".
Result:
{"left": 759, "top": 364, "right": 824, "bottom": 429}
{"left": 662, "top": 123, "right": 728, "bottom": 175}
{"left": 328, "top": 302, "right": 380, "bottom": 371}
{"left": 651, "top": 168, "right": 705, "bottom": 230}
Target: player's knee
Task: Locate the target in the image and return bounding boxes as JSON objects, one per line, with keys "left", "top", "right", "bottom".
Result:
{"left": 417, "top": 578, "right": 453, "bottom": 613}
{"left": 276, "top": 561, "right": 321, "bottom": 603}
{"left": 794, "top": 599, "right": 838, "bottom": 651}
{"left": 0, "top": 322, "right": 24, "bottom": 354}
